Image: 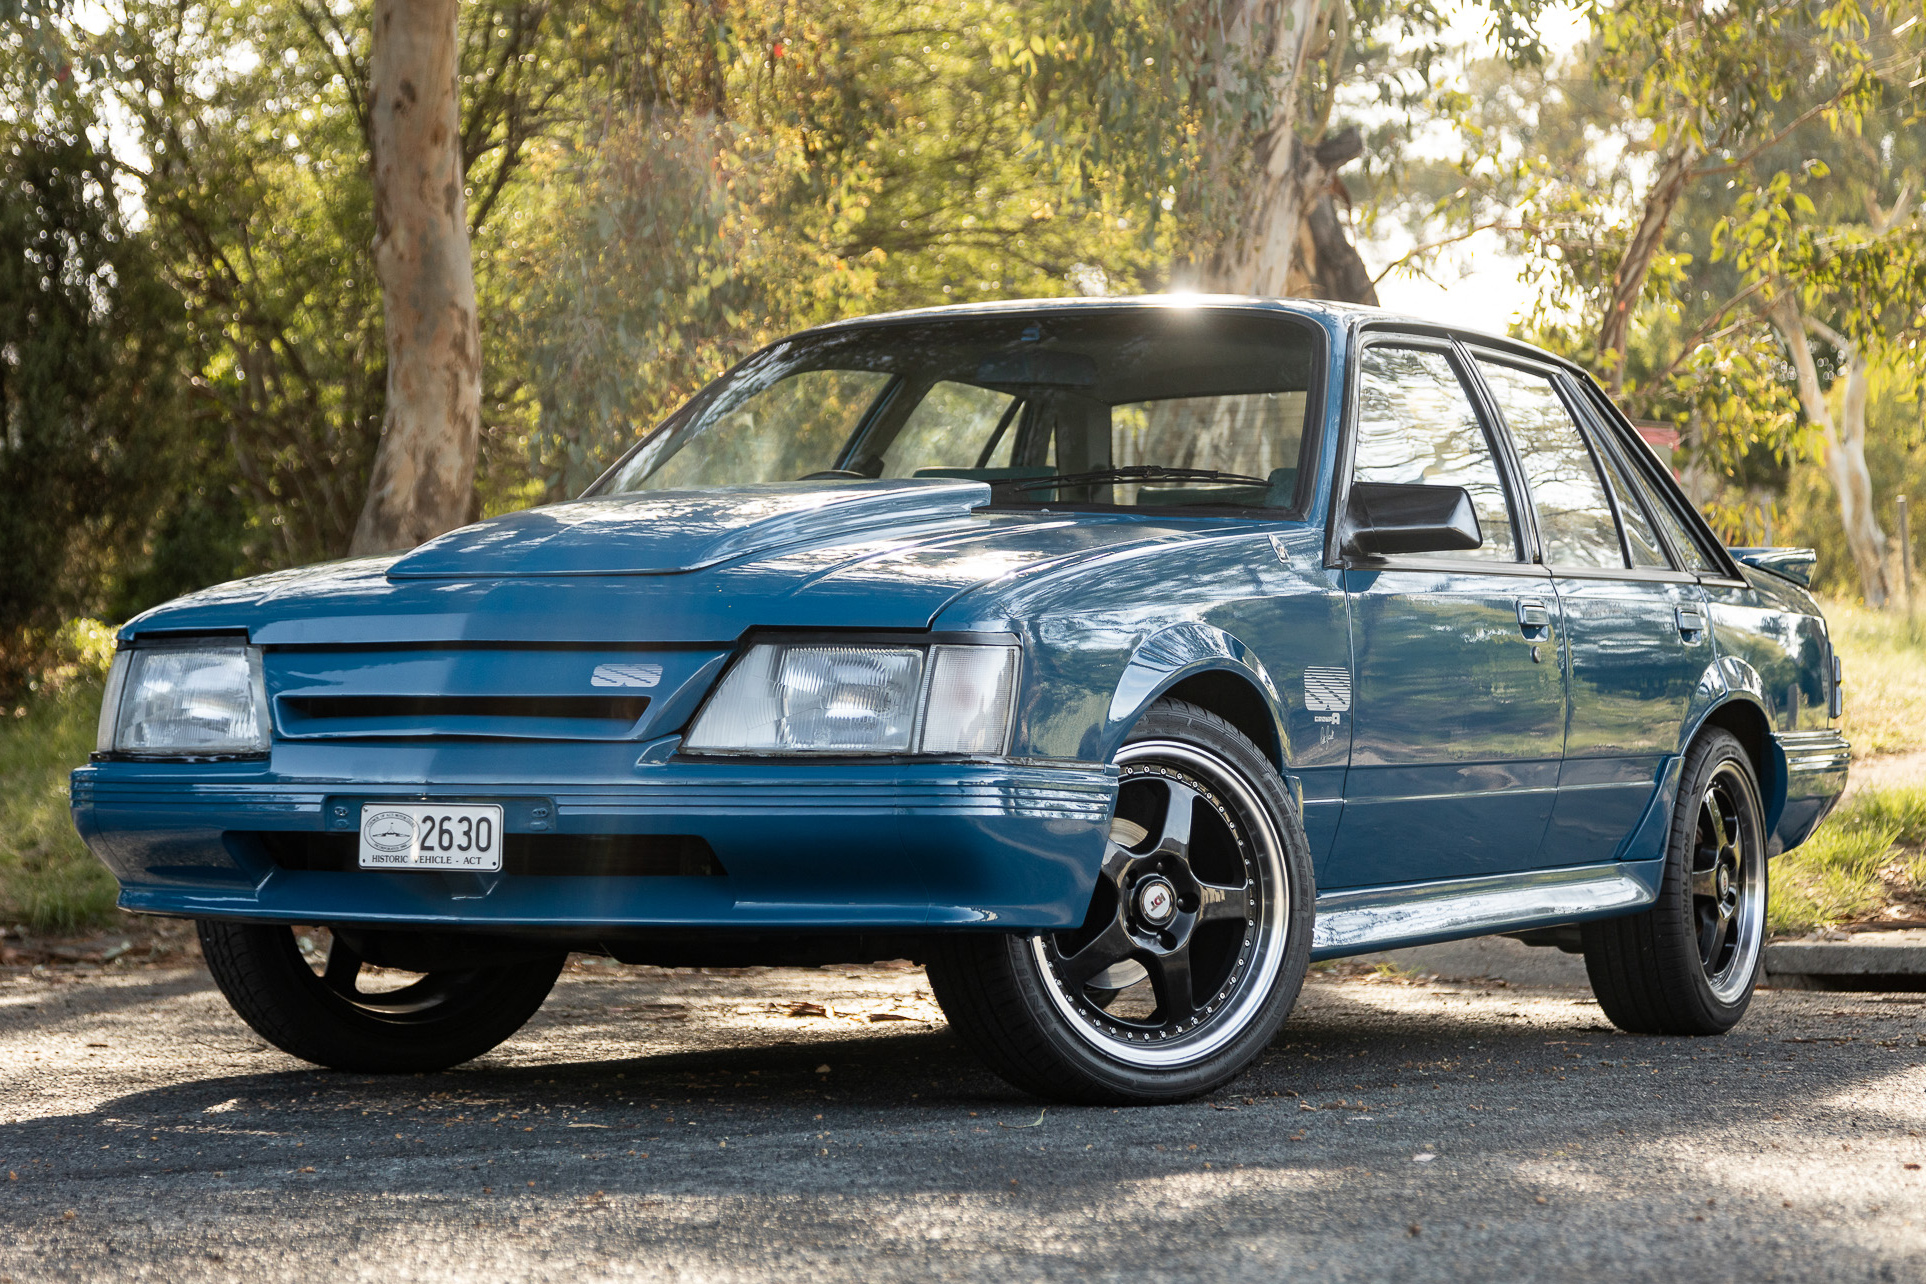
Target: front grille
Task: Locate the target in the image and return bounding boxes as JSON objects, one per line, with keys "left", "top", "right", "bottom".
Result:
{"left": 247, "top": 831, "right": 724, "bottom": 877}
{"left": 274, "top": 693, "right": 649, "bottom": 740}
{"left": 282, "top": 694, "right": 652, "bottom": 722}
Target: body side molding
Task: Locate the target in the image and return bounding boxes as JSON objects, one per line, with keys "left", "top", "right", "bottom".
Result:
{"left": 1310, "top": 860, "right": 1665, "bottom": 960}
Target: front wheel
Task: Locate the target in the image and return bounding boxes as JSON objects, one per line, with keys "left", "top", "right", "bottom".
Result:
{"left": 927, "top": 700, "right": 1314, "bottom": 1104}
{"left": 1582, "top": 729, "right": 1768, "bottom": 1035}
{"left": 197, "top": 921, "right": 566, "bottom": 1072}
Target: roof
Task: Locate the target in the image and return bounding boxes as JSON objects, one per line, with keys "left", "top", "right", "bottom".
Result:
{"left": 802, "top": 293, "right": 1542, "bottom": 361}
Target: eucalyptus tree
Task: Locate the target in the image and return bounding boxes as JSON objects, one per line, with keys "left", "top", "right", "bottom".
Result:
{"left": 1438, "top": 1, "right": 1922, "bottom": 603}
{"left": 349, "top": 0, "right": 483, "bottom": 554}
{"left": 1004, "top": 0, "right": 1550, "bottom": 302}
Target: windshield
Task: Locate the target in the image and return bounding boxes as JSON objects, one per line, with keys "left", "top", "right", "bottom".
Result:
{"left": 593, "top": 308, "right": 1322, "bottom": 513}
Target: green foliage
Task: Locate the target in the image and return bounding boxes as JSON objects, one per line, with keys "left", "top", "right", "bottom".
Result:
{"left": 504, "top": 0, "right": 1174, "bottom": 494}
{"left": 507, "top": 111, "right": 879, "bottom": 496}
{"left": 1440, "top": 2, "right": 1926, "bottom": 568}
{"left": 0, "top": 119, "right": 205, "bottom": 692}
{"left": 0, "top": 633, "right": 118, "bottom": 932}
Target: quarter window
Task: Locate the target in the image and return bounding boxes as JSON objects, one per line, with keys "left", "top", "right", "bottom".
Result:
{"left": 1623, "top": 444, "right": 1720, "bottom": 573}
{"left": 1351, "top": 346, "right": 1518, "bottom": 561}
{"left": 1477, "top": 361, "right": 1622, "bottom": 568}
{"left": 1592, "top": 434, "right": 1670, "bottom": 568}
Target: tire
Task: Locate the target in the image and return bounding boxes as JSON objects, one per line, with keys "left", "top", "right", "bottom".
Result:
{"left": 197, "top": 921, "right": 567, "bottom": 1072}
{"left": 926, "top": 699, "right": 1315, "bottom": 1104}
{"left": 1581, "top": 729, "right": 1768, "bottom": 1036}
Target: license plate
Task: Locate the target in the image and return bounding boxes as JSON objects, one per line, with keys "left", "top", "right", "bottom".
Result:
{"left": 358, "top": 803, "right": 504, "bottom": 871}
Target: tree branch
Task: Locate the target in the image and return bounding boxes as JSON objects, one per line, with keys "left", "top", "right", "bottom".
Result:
{"left": 1369, "top": 219, "right": 1513, "bottom": 286}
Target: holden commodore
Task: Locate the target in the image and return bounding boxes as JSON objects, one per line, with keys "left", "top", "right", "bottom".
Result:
{"left": 72, "top": 297, "right": 1849, "bottom": 1104}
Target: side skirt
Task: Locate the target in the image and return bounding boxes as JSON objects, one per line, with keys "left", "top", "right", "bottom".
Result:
{"left": 1310, "top": 860, "right": 1664, "bottom": 961}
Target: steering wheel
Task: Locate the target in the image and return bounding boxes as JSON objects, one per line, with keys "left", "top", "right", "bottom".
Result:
{"left": 798, "top": 470, "right": 869, "bottom": 481}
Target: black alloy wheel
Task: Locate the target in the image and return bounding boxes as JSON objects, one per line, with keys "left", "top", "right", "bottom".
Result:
{"left": 927, "top": 699, "right": 1314, "bottom": 1104}
{"left": 1690, "top": 762, "right": 1765, "bottom": 1004}
{"left": 1033, "top": 747, "right": 1278, "bottom": 1060}
{"left": 198, "top": 920, "right": 566, "bottom": 1072}
{"left": 1583, "top": 728, "right": 1767, "bottom": 1035}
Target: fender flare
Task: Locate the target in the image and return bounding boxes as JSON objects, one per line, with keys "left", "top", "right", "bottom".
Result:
{"left": 1101, "top": 622, "right": 1293, "bottom": 767}
{"left": 1678, "top": 653, "right": 1786, "bottom": 832}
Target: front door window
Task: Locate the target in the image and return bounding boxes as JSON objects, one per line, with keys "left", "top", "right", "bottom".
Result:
{"left": 1353, "top": 347, "right": 1518, "bottom": 561}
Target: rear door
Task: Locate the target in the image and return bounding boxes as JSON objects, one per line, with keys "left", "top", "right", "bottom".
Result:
{"left": 1466, "top": 351, "right": 1709, "bottom": 867}
{"left": 1323, "top": 339, "right": 1567, "bottom": 890}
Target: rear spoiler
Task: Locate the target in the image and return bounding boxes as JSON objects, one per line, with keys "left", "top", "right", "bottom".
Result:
{"left": 1728, "top": 547, "right": 1817, "bottom": 587}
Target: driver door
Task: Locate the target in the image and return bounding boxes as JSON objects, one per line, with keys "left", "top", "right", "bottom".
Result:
{"left": 1323, "top": 339, "right": 1568, "bottom": 890}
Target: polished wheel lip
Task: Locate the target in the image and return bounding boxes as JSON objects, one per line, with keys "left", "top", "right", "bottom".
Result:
{"left": 1690, "top": 762, "right": 1765, "bottom": 1005}
{"left": 1030, "top": 739, "right": 1290, "bottom": 1070}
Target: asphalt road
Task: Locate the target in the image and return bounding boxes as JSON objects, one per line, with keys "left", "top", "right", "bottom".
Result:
{"left": 2, "top": 946, "right": 1924, "bottom": 1282}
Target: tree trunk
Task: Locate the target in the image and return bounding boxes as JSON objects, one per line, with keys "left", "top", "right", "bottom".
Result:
{"left": 1598, "top": 138, "right": 1699, "bottom": 395}
{"left": 350, "top": 0, "right": 483, "bottom": 556}
{"left": 1286, "top": 133, "right": 1377, "bottom": 304}
{"left": 1196, "top": 0, "right": 1373, "bottom": 302}
{"left": 1766, "top": 294, "right": 1892, "bottom": 607}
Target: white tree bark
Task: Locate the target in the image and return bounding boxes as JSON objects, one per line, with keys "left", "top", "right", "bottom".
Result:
{"left": 1766, "top": 292, "right": 1892, "bottom": 607}
{"left": 1197, "top": 0, "right": 1367, "bottom": 299}
{"left": 350, "top": 0, "right": 483, "bottom": 555}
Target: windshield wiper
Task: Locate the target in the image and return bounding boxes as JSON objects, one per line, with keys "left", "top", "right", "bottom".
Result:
{"left": 997, "top": 466, "right": 1273, "bottom": 493}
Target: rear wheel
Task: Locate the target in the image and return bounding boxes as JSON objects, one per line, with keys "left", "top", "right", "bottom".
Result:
{"left": 1582, "top": 729, "right": 1767, "bottom": 1035}
{"left": 197, "top": 921, "right": 566, "bottom": 1072}
{"left": 927, "top": 699, "right": 1314, "bottom": 1104}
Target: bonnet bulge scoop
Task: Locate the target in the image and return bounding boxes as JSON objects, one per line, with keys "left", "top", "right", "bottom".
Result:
{"left": 386, "top": 479, "right": 994, "bottom": 579}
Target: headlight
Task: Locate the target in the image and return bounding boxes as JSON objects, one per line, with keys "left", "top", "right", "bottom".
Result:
{"left": 97, "top": 642, "right": 269, "bottom": 756}
{"left": 684, "top": 642, "right": 1019, "bottom": 756}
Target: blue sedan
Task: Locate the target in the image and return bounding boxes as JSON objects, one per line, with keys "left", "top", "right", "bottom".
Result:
{"left": 73, "top": 298, "right": 1849, "bottom": 1103}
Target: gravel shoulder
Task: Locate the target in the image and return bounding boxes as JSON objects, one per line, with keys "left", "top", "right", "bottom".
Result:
{"left": 1, "top": 952, "right": 1923, "bottom": 1283}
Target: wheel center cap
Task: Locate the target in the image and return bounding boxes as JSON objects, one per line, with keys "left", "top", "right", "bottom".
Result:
{"left": 1717, "top": 864, "right": 1732, "bottom": 899}
{"left": 1135, "top": 876, "right": 1177, "bottom": 928}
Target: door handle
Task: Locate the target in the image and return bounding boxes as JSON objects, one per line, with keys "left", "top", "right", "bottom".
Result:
{"left": 1676, "top": 606, "right": 1707, "bottom": 639}
{"left": 1515, "top": 598, "right": 1552, "bottom": 634}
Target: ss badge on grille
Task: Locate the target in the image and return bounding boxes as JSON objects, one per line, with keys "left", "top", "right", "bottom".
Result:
{"left": 590, "top": 663, "right": 663, "bottom": 688}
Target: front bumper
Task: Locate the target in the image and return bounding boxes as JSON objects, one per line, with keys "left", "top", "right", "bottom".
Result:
{"left": 71, "top": 750, "right": 1117, "bottom": 931}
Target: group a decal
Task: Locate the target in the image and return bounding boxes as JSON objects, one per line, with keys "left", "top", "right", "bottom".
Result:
{"left": 1302, "top": 665, "right": 1352, "bottom": 744}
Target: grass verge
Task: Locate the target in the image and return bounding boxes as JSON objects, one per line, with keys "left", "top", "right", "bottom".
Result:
{"left": 0, "top": 678, "right": 118, "bottom": 931}
{"left": 1822, "top": 597, "right": 1926, "bottom": 757}
{"left": 1768, "top": 784, "right": 1926, "bottom": 934}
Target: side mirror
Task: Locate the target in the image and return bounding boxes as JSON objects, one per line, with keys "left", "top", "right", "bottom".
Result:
{"left": 1340, "top": 481, "right": 1483, "bottom": 558}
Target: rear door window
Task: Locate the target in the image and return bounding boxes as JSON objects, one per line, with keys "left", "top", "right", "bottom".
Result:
{"left": 1476, "top": 360, "right": 1623, "bottom": 568}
